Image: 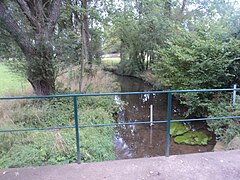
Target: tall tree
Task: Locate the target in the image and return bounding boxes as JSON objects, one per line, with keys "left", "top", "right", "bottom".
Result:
{"left": 0, "top": 0, "right": 62, "bottom": 95}
{"left": 164, "top": 0, "right": 172, "bottom": 17}
{"left": 79, "top": 0, "right": 92, "bottom": 92}
{"left": 81, "top": 0, "right": 92, "bottom": 66}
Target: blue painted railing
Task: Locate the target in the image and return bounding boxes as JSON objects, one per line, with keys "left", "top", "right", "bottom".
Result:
{"left": 0, "top": 88, "right": 239, "bottom": 163}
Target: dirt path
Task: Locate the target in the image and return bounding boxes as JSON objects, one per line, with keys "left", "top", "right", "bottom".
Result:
{"left": 0, "top": 150, "right": 240, "bottom": 180}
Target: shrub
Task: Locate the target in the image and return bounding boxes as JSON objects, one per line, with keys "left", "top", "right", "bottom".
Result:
{"left": 208, "top": 96, "right": 240, "bottom": 144}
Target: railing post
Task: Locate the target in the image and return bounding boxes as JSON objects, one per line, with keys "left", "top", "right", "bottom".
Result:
{"left": 150, "top": 105, "right": 153, "bottom": 126}
{"left": 233, "top": 84, "right": 237, "bottom": 107}
{"left": 73, "top": 96, "right": 81, "bottom": 164}
{"left": 165, "top": 92, "right": 172, "bottom": 157}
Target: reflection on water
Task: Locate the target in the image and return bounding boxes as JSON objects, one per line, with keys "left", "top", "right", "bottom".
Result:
{"left": 113, "top": 75, "right": 215, "bottom": 159}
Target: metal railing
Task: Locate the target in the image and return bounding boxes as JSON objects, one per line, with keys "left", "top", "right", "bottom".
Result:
{"left": 0, "top": 88, "right": 239, "bottom": 164}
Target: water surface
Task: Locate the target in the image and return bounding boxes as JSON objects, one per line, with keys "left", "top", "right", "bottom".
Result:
{"left": 113, "top": 75, "right": 215, "bottom": 159}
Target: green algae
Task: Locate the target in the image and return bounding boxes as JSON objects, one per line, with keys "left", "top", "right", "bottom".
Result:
{"left": 174, "top": 131, "right": 212, "bottom": 145}
{"left": 170, "top": 122, "right": 190, "bottom": 136}
{"left": 170, "top": 122, "right": 212, "bottom": 145}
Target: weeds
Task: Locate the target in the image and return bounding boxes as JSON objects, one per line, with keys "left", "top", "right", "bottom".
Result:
{"left": 0, "top": 95, "right": 117, "bottom": 168}
{"left": 0, "top": 65, "right": 120, "bottom": 168}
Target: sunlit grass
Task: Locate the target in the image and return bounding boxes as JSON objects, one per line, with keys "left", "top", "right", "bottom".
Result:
{"left": 101, "top": 58, "right": 120, "bottom": 66}
{"left": 0, "top": 63, "right": 29, "bottom": 95}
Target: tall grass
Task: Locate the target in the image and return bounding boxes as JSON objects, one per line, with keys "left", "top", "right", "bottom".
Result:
{"left": 56, "top": 65, "right": 119, "bottom": 93}
{"left": 0, "top": 66, "right": 119, "bottom": 168}
{"left": 0, "top": 96, "right": 117, "bottom": 168}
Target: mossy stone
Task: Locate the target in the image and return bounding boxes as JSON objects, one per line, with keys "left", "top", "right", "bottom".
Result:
{"left": 174, "top": 131, "right": 212, "bottom": 145}
{"left": 170, "top": 122, "right": 190, "bottom": 136}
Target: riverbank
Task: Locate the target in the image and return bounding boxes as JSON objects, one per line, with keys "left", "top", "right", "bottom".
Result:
{"left": 0, "top": 66, "right": 118, "bottom": 168}
{"left": 103, "top": 66, "right": 158, "bottom": 89}
{"left": 1, "top": 150, "right": 239, "bottom": 180}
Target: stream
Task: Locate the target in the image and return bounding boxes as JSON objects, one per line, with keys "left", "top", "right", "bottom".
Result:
{"left": 113, "top": 75, "right": 216, "bottom": 159}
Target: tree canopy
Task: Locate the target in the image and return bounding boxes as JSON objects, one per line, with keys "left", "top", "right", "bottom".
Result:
{"left": 0, "top": 0, "right": 240, "bottom": 96}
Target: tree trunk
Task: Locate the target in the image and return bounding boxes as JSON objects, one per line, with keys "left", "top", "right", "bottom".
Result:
{"left": 79, "top": 34, "right": 85, "bottom": 93}
{"left": 26, "top": 52, "right": 56, "bottom": 95}
{"left": 0, "top": 0, "right": 61, "bottom": 95}
{"left": 181, "top": 0, "right": 187, "bottom": 15}
{"left": 79, "top": 0, "right": 87, "bottom": 93}
{"left": 28, "top": 77, "right": 55, "bottom": 96}
{"left": 120, "top": 39, "right": 127, "bottom": 62}
{"left": 164, "top": 0, "right": 172, "bottom": 17}
{"left": 82, "top": 0, "right": 92, "bottom": 66}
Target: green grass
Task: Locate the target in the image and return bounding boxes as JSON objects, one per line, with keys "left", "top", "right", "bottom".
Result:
{"left": 0, "top": 64, "right": 118, "bottom": 168}
{"left": 0, "top": 94, "right": 117, "bottom": 168}
{"left": 0, "top": 63, "right": 29, "bottom": 95}
{"left": 101, "top": 58, "right": 120, "bottom": 66}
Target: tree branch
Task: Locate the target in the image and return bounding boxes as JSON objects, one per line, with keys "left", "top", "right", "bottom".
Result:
{"left": 17, "top": 0, "right": 38, "bottom": 28}
{"left": 0, "top": 1, "right": 33, "bottom": 55}
{"left": 35, "top": 0, "right": 45, "bottom": 26}
{"left": 181, "top": 0, "right": 187, "bottom": 15}
{"left": 48, "top": 0, "right": 62, "bottom": 35}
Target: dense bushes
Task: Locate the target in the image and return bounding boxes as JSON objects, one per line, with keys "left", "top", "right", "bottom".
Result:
{"left": 153, "top": 30, "right": 240, "bottom": 116}
{"left": 153, "top": 28, "right": 240, "bottom": 143}
{"left": 208, "top": 96, "right": 240, "bottom": 144}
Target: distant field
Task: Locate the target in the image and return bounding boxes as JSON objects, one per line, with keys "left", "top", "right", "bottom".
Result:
{"left": 0, "top": 63, "right": 29, "bottom": 95}
{"left": 101, "top": 58, "right": 120, "bottom": 66}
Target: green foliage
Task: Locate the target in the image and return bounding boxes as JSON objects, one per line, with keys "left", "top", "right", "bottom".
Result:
{"left": 0, "top": 130, "right": 77, "bottom": 168}
{"left": 174, "top": 131, "right": 212, "bottom": 145}
{"left": 105, "top": 0, "right": 172, "bottom": 74}
{"left": 208, "top": 97, "right": 240, "bottom": 144}
{"left": 117, "top": 60, "right": 143, "bottom": 76}
{"left": 153, "top": 28, "right": 240, "bottom": 116}
{"left": 0, "top": 93, "right": 117, "bottom": 168}
{"left": 154, "top": 31, "right": 236, "bottom": 89}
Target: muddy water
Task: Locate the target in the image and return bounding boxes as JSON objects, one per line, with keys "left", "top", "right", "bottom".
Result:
{"left": 113, "top": 76, "right": 215, "bottom": 159}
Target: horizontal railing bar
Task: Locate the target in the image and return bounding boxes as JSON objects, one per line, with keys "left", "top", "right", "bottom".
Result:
{"left": 0, "top": 88, "right": 239, "bottom": 100}
{"left": 0, "top": 126, "right": 75, "bottom": 133}
{"left": 1, "top": 116, "right": 239, "bottom": 133}
{"left": 171, "top": 116, "right": 240, "bottom": 122}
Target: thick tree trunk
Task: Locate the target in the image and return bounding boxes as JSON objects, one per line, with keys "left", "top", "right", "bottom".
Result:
{"left": 25, "top": 27, "right": 56, "bottom": 95}
{"left": 26, "top": 54, "right": 56, "bottom": 95}
{"left": 28, "top": 77, "right": 55, "bottom": 96}
{"left": 0, "top": 0, "right": 61, "bottom": 95}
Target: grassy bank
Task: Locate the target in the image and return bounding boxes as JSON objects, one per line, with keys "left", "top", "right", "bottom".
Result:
{"left": 0, "top": 66, "right": 119, "bottom": 168}
{"left": 0, "top": 63, "right": 29, "bottom": 95}
{"left": 0, "top": 96, "right": 117, "bottom": 168}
